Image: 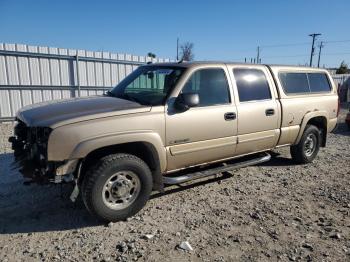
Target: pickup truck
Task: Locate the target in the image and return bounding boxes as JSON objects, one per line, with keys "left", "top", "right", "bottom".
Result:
{"left": 9, "top": 62, "right": 339, "bottom": 222}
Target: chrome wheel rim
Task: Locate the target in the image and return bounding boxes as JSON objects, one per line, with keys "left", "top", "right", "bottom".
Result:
{"left": 102, "top": 171, "right": 141, "bottom": 210}
{"left": 304, "top": 133, "right": 316, "bottom": 157}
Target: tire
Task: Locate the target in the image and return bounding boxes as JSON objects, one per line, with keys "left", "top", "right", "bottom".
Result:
{"left": 290, "top": 124, "right": 321, "bottom": 164}
{"left": 81, "top": 153, "right": 153, "bottom": 222}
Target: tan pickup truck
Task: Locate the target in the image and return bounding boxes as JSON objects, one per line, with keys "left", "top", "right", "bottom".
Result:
{"left": 9, "top": 62, "right": 339, "bottom": 221}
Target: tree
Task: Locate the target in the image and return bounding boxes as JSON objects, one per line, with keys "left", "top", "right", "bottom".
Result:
{"left": 147, "top": 52, "right": 156, "bottom": 58}
{"left": 336, "top": 61, "right": 348, "bottom": 74}
{"left": 180, "top": 42, "right": 194, "bottom": 61}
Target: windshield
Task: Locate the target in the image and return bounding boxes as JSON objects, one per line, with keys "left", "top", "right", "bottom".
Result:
{"left": 109, "top": 66, "right": 185, "bottom": 105}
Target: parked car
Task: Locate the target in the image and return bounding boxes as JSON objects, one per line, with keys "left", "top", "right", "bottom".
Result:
{"left": 9, "top": 62, "right": 339, "bottom": 221}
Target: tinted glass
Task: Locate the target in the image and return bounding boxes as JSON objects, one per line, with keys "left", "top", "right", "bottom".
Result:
{"left": 182, "top": 68, "right": 230, "bottom": 106}
{"left": 308, "top": 73, "right": 331, "bottom": 92}
{"left": 233, "top": 68, "right": 271, "bottom": 102}
{"left": 279, "top": 72, "right": 310, "bottom": 94}
{"left": 111, "top": 66, "right": 184, "bottom": 105}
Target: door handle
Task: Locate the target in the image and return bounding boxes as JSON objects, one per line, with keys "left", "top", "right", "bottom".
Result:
{"left": 265, "top": 108, "right": 275, "bottom": 116}
{"left": 224, "top": 112, "right": 236, "bottom": 121}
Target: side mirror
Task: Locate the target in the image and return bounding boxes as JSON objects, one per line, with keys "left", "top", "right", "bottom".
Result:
{"left": 174, "top": 93, "right": 199, "bottom": 111}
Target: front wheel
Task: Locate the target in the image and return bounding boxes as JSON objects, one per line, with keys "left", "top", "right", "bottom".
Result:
{"left": 81, "top": 153, "right": 153, "bottom": 222}
{"left": 290, "top": 124, "right": 321, "bottom": 164}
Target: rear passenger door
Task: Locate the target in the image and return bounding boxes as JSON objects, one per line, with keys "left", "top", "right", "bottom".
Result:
{"left": 228, "top": 65, "right": 281, "bottom": 155}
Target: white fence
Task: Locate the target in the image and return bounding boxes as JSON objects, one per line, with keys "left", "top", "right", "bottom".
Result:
{"left": 332, "top": 74, "right": 350, "bottom": 87}
{"left": 0, "top": 43, "right": 171, "bottom": 121}
{"left": 1, "top": 43, "right": 349, "bottom": 121}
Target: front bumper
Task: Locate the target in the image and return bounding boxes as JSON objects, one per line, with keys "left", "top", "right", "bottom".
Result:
{"left": 9, "top": 120, "right": 77, "bottom": 183}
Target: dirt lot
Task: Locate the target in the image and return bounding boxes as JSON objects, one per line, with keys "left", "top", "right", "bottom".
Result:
{"left": 0, "top": 109, "right": 349, "bottom": 262}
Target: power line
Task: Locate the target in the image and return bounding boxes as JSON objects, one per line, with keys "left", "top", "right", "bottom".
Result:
{"left": 263, "top": 54, "right": 309, "bottom": 58}
{"left": 234, "top": 42, "right": 310, "bottom": 53}
{"left": 233, "top": 38, "right": 350, "bottom": 64}
{"left": 238, "top": 39, "right": 350, "bottom": 53}
{"left": 323, "top": 52, "right": 350, "bottom": 56}
{"left": 262, "top": 52, "right": 350, "bottom": 59}
{"left": 323, "top": 40, "right": 350, "bottom": 44}
{"left": 260, "top": 42, "right": 310, "bottom": 48}
{"left": 259, "top": 39, "right": 350, "bottom": 49}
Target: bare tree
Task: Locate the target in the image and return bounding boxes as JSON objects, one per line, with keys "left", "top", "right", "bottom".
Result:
{"left": 180, "top": 42, "right": 194, "bottom": 61}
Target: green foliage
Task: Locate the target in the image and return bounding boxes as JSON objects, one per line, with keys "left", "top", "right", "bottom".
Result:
{"left": 336, "top": 61, "right": 348, "bottom": 74}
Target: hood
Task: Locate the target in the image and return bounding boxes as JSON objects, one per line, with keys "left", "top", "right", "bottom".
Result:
{"left": 17, "top": 96, "right": 151, "bottom": 127}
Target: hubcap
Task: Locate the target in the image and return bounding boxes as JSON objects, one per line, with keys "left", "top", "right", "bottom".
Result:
{"left": 304, "top": 133, "right": 316, "bottom": 157}
{"left": 102, "top": 171, "right": 141, "bottom": 210}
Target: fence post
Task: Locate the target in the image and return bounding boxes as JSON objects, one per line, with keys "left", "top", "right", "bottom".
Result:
{"left": 76, "top": 54, "right": 81, "bottom": 97}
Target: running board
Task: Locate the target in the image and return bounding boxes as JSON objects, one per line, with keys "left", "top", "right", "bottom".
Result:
{"left": 163, "top": 152, "right": 271, "bottom": 185}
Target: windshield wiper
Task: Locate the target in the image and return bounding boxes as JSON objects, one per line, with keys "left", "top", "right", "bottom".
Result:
{"left": 105, "top": 90, "right": 115, "bottom": 97}
{"left": 117, "top": 93, "right": 145, "bottom": 105}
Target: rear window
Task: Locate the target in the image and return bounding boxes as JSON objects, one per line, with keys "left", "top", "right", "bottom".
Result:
{"left": 279, "top": 72, "right": 309, "bottom": 93}
{"left": 279, "top": 72, "right": 332, "bottom": 94}
{"left": 307, "top": 73, "right": 331, "bottom": 92}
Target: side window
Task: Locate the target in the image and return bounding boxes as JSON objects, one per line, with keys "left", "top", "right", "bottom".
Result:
{"left": 182, "top": 68, "right": 230, "bottom": 106}
{"left": 279, "top": 72, "right": 310, "bottom": 94}
{"left": 233, "top": 68, "right": 272, "bottom": 102}
{"left": 308, "top": 73, "right": 331, "bottom": 92}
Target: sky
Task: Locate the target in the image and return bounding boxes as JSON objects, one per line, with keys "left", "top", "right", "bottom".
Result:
{"left": 0, "top": 0, "right": 349, "bottom": 68}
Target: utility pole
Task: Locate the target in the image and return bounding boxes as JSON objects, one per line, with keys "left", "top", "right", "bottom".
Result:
{"left": 257, "top": 46, "right": 260, "bottom": 64}
{"left": 176, "top": 37, "right": 179, "bottom": 61}
{"left": 309, "top": 33, "right": 321, "bottom": 67}
{"left": 317, "top": 41, "right": 324, "bottom": 68}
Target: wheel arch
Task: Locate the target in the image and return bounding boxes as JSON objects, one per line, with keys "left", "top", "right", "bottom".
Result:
{"left": 71, "top": 132, "right": 166, "bottom": 192}
{"left": 295, "top": 112, "right": 328, "bottom": 147}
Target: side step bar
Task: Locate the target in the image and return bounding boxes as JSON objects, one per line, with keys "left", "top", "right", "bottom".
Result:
{"left": 163, "top": 152, "right": 271, "bottom": 185}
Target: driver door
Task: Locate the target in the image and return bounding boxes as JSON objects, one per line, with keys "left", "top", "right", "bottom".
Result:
{"left": 165, "top": 66, "right": 238, "bottom": 171}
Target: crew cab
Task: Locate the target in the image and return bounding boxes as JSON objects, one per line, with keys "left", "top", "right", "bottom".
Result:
{"left": 9, "top": 62, "right": 339, "bottom": 221}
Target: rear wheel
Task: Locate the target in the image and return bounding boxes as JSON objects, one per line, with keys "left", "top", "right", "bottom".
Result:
{"left": 81, "top": 153, "right": 153, "bottom": 222}
{"left": 290, "top": 124, "right": 321, "bottom": 164}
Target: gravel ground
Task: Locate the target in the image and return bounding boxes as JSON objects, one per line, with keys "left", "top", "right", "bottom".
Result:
{"left": 0, "top": 109, "right": 349, "bottom": 262}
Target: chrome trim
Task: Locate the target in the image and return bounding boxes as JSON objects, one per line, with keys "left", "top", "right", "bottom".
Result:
{"left": 163, "top": 152, "right": 271, "bottom": 185}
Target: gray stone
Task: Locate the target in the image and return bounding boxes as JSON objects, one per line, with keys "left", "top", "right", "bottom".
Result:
{"left": 178, "top": 241, "right": 193, "bottom": 251}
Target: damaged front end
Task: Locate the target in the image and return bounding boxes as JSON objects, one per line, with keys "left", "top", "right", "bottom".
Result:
{"left": 9, "top": 119, "right": 78, "bottom": 184}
